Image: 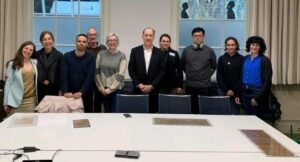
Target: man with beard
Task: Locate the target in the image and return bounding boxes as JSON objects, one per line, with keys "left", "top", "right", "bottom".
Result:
{"left": 86, "top": 27, "right": 106, "bottom": 56}
{"left": 61, "top": 34, "right": 95, "bottom": 112}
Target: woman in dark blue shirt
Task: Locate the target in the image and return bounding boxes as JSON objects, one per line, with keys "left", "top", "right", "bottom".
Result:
{"left": 238, "top": 36, "right": 272, "bottom": 117}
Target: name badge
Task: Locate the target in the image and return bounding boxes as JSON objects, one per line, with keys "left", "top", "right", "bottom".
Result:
{"left": 169, "top": 52, "right": 175, "bottom": 57}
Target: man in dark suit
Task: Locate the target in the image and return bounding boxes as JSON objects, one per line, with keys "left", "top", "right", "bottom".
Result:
{"left": 128, "top": 27, "right": 165, "bottom": 113}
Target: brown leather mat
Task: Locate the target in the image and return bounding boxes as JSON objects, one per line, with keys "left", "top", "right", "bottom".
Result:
{"left": 153, "top": 118, "right": 211, "bottom": 126}
{"left": 241, "top": 129, "right": 295, "bottom": 157}
{"left": 73, "top": 119, "right": 91, "bottom": 128}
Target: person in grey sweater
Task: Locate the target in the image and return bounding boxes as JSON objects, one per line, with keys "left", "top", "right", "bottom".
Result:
{"left": 181, "top": 27, "right": 217, "bottom": 114}
{"left": 95, "top": 33, "right": 127, "bottom": 112}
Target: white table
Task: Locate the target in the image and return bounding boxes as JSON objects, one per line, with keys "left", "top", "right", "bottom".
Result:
{"left": 0, "top": 113, "right": 299, "bottom": 162}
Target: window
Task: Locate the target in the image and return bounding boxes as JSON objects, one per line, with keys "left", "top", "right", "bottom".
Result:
{"left": 33, "top": 0, "right": 102, "bottom": 53}
{"left": 179, "top": 0, "right": 246, "bottom": 58}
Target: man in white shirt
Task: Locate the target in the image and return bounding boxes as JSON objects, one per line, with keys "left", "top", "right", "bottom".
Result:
{"left": 128, "top": 27, "right": 165, "bottom": 113}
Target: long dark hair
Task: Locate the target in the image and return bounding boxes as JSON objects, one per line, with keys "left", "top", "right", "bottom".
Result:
{"left": 10, "top": 41, "right": 36, "bottom": 70}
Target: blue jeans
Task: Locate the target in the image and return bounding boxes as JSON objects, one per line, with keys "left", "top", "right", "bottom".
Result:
{"left": 218, "top": 89, "right": 240, "bottom": 115}
{"left": 242, "top": 86, "right": 263, "bottom": 116}
{"left": 100, "top": 89, "right": 123, "bottom": 113}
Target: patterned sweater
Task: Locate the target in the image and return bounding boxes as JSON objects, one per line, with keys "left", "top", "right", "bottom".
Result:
{"left": 95, "top": 50, "right": 127, "bottom": 93}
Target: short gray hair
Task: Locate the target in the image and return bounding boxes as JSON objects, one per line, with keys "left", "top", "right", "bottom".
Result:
{"left": 142, "top": 27, "right": 155, "bottom": 36}
{"left": 106, "top": 33, "right": 120, "bottom": 46}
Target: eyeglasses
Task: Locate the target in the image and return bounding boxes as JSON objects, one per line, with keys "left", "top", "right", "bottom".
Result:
{"left": 193, "top": 34, "right": 203, "bottom": 37}
{"left": 108, "top": 39, "right": 117, "bottom": 42}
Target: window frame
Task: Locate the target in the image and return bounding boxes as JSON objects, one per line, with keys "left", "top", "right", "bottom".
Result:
{"left": 33, "top": 0, "right": 102, "bottom": 53}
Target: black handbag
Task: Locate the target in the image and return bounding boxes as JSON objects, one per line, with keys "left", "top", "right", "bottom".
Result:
{"left": 259, "top": 92, "right": 282, "bottom": 124}
{"left": 0, "top": 80, "right": 4, "bottom": 89}
{"left": 268, "top": 92, "right": 282, "bottom": 121}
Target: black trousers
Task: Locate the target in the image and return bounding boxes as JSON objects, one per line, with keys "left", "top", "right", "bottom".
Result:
{"left": 133, "top": 88, "right": 158, "bottom": 113}
{"left": 93, "top": 83, "right": 102, "bottom": 112}
{"left": 0, "top": 89, "right": 6, "bottom": 121}
{"left": 37, "top": 83, "right": 60, "bottom": 103}
{"left": 185, "top": 86, "right": 210, "bottom": 114}
{"left": 82, "top": 93, "right": 93, "bottom": 113}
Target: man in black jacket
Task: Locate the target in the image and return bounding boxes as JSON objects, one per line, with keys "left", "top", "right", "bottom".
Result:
{"left": 128, "top": 27, "right": 165, "bottom": 113}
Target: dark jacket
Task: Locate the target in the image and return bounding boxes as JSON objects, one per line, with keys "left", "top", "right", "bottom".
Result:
{"left": 36, "top": 47, "right": 63, "bottom": 88}
{"left": 160, "top": 48, "right": 183, "bottom": 89}
{"left": 86, "top": 43, "right": 106, "bottom": 56}
{"left": 217, "top": 52, "right": 244, "bottom": 96}
{"left": 61, "top": 50, "right": 95, "bottom": 95}
{"left": 128, "top": 45, "right": 165, "bottom": 90}
{"left": 255, "top": 55, "right": 273, "bottom": 101}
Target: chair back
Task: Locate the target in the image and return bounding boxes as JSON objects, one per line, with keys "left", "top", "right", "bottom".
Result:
{"left": 198, "top": 96, "right": 231, "bottom": 115}
{"left": 159, "top": 94, "right": 191, "bottom": 114}
{"left": 116, "top": 94, "right": 149, "bottom": 113}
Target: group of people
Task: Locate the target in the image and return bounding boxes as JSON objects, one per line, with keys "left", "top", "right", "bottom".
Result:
{"left": 3, "top": 26, "right": 272, "bottom": 119}
{"left": 217, "top": 35, "right": 273, "bottom": 117}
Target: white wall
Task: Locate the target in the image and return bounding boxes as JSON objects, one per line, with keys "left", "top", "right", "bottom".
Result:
{"left": 102, "top": 0, "right": 178, "bottom": 78}
{"left": 273, "top": 85, "right": 300, "bottom": 121}
{"left": 273, "top": 85, "right": 300, "bottom": 134}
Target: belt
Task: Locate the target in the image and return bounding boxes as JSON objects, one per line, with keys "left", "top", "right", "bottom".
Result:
{"left": 243, "top": 85, "right": 261, "bottom": 90}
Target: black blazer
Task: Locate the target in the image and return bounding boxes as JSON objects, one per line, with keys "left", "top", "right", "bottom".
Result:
{"left": 128, "top": 45, "right": 165, "bottom": 90}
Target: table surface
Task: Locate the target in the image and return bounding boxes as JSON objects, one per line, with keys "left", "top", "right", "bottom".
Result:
{"left": 0, "top": 113, "right": 300, "bottom": 162}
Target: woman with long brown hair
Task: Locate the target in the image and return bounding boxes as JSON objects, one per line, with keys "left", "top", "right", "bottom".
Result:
{"left": 3, "top": 41, "right": 38, "bottom": 115}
